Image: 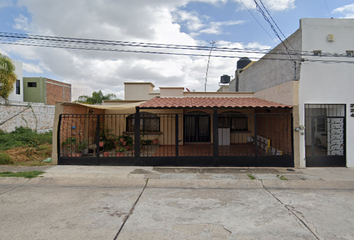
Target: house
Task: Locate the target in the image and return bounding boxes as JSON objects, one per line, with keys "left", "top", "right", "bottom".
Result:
{"left": 52, "top": 82, "right": 293, "bottom": 166}
{"left": 228, "top": 18, "right": 354, "bottom": 168}
{"left": 5, "top": 59, "right": 23, "bottom": 102}
{"left": 23, "top": 77, "right": 71, "bottom": 105}
{"left": 52, "top": 18, "right": 353, "bottom": 168}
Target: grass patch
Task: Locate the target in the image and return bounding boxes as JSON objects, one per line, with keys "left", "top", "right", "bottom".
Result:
{"left": 277, "top": 175, "right": 288, "bottom": 181}
{"left": 0, "top": 126, "right": 52, "bottom": 151}
{"left": 247, "top": 174, "right": 256, "bottom": 180}
{"left": 0, "top": 152, "right": 14, "bottom": 165}
{"left": 0, "top": 171, "right": 45, "bottom": 178}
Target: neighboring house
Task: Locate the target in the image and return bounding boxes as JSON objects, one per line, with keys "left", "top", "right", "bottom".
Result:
{"left": 233, "top": 18, "right": 354, "bottom": 168}
{"left": 6, "top": 59, "right": 23, "bottom": 102}
{"left": 23, "top": 77, "right": 71, "bottom": 105}
{"left": 52, "top": 82, "right": 293, "bottom": 166}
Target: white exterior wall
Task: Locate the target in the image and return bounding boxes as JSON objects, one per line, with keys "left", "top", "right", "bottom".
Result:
{"left": 7, "top": 59, "right": 23, "bottom": 102}
{"left": 298, "top": 18, "right": 354, "bottom": 167}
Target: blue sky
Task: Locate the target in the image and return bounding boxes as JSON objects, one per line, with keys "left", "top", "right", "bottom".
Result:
{"left": 0, "top": 0, "right": 353, "bottom": 100}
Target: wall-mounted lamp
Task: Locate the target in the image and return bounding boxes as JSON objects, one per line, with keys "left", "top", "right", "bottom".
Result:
{"left": 294, "top": 125, "right": 305, "bottom": 132}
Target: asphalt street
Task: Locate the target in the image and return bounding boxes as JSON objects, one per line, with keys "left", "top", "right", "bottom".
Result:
{"left": 0, "top": 166, "right": 354, "bottom": 240}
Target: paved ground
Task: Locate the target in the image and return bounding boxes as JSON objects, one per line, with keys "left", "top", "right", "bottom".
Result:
{"left": 1, "top": 166, "right": 354, "bottom": 240}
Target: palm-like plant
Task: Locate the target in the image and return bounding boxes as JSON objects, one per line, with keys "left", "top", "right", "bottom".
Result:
{"left": 0, "top": 54, "right": 17, "bottom": 100}
{"left": 74, "top": 90, "right": 118, "bottom": 104}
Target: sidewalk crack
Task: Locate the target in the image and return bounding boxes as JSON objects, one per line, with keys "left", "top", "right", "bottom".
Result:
{"left": 113, "top": 178, "right": 149, "bottom": 240}
{"left": 261, "top": 180, "right": 321, "bottom": 240}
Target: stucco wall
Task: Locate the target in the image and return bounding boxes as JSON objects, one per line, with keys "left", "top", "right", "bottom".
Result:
{"left": 7, "top": 59, "right": 23, "bottom": 102}
{"left": 254, "top": 81, "right": 299, "bottom": 106}
{"left": 238, "top": 29, "right": 302, "bottom": 92}
{"left": 0, "top": 99, "right": 55, "bottom": 133}
{"left": 23, "top": 77, "right": 46, "bottom": 103}
{"left": 298, "top": 18, "right": 354, "bottom": 167}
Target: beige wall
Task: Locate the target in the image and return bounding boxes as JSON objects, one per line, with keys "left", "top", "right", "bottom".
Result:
{"left": 124, "top": 82, "right": 156, "bottom": 101}
{"left": 254, "top": 81, "right": 299, "bottom": 106}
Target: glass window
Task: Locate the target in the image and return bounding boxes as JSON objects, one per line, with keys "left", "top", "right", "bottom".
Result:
{"left": 219, "top": 112, "right": 248, "bottom": 131}
{"left": 28, "top": 82, "right": 37, "bottom": 87}
{"left": 16, "top": 80, "right": 20, "bottom": 94}
{"left": 126, "top": 112, "right": 160, "bottom": 132}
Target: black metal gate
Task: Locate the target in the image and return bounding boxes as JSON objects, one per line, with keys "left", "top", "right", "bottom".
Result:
{"left": 58, "top": 111, "right": 293, "bottom": 167}
{"left": 305, "top": 104, "right": 346, "bottom": 167}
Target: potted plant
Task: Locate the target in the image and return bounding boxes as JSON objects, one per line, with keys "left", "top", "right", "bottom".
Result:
{"left": 61, "top": 137, "right": 77, "bottom": 157}
{"left": 116, "top": 147, "right": 126, "bottom": 157}
{"left": 123, "top": 135, "right": 133, "bottom": 150}
{"left": 153, "top": 136, "right": 159, "bottom": 145}
{"left": 77, "top": 139, "right": 88, "bottom": 155}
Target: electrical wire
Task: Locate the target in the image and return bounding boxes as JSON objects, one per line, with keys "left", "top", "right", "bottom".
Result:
{"left": 256, "top": 0, "right": 302, "bottom": 60}
{"left": 1, "top": 32, "right": 354, "bottom": 63}
{"left": 238, "top": 0, "right": 278, "bottom": 45}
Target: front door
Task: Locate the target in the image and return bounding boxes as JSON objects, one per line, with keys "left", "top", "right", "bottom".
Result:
{"left": 305, "top": 105, "right": 346, "bottom": 167}
{"left": 184, "top": 112, "right": 211, "bottom": 142}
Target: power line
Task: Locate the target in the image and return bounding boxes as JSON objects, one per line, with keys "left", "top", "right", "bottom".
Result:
{"left": 239, "top": 0, "right": 278, "bottom": 45}
{"left": 1, "top": 32, "right": 354, "bottom": 63}
{"left": 323, "top": 0, "right": 333, "bottom": 18}
{"left": 256, "top": 0, "right": 302, "bottom": 61}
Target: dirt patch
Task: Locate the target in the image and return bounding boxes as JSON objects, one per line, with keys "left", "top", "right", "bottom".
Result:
{"left": 4, "top": 144, "right": 52, "bottom": 166}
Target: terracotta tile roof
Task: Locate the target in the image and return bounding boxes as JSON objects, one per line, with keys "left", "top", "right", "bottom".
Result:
{"left": 139, "top": 97, "right": 292, "bottom": 108}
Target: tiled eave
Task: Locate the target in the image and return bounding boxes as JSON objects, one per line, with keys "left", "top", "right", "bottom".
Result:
{"left": 139, "top": 97, "right": 292, "bottom": 109}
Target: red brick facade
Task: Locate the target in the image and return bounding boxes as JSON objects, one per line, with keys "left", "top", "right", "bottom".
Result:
{"left": 46, "top": 78, "right": 71, "bottom": 105}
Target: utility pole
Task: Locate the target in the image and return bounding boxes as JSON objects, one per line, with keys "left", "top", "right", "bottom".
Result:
{"left": 204, "top": 41, "right": 216, "bottom": 92}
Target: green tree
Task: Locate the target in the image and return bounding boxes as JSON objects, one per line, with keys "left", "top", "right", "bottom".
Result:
{"left": 74, "top": 90, "right": 118, "bottom": 104}
{"left": 0, "top": 54, "right": 17, "bottom": 100}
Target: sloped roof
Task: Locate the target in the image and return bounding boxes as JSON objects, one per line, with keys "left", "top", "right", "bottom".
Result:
{"left": 139, "top": 97, "right": 292, "bottom": 109}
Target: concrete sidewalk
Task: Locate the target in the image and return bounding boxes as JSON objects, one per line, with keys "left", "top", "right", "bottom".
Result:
{"left": 1, "top": 165, "right": 354, "bottom": 239}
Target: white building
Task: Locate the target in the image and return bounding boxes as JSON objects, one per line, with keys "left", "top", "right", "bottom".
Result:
{"left": 7, "top": 59, "right": 23, "bottom": 102}
{"left": 235, "top": 18, "right": 354, "bottom": 167}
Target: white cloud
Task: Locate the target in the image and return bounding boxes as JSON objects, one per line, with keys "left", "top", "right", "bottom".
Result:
{"left": 333, "top": 3, "right": 354, "bottom": 18}
{"left": 197, "top": 20, "right": 244, "bottom": 35}
{"left": 13, "top": 14, "right": 31, "bottom": 31}
{"left": 23, "top": 62, "right": 43, "bottom": 73}
{"left": 2, "top": 0, "right": 270, "bottom": 100}
{"left": 173, "top": 10, "right": 204, "bottom": 31}
{"left": 234, "top": 0, "right": 295, "bottom": 11}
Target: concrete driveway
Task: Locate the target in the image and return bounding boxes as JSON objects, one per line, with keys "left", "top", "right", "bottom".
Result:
{"left": 0, "top": 166, "right": 354, "bottom": 240}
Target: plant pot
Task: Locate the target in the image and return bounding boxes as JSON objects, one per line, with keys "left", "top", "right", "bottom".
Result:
{"left": 99, "top": 142, "right": 105, "bottom": 147}
{"left": 67, "top": 153, "right": 73, "bottom": 157}
{"left": 123, "top": 141, "right": 127, "bottom": 146}
{"left": 103, "top": 152, "right": 110, "bottom": 157}
{"left": 125, "top": 145, "right": 131, "bottom": 150}
{"left": 120, "top": 138, "right": 124, "bottom": 142}
{"left": 75, "top": 153, "right": 82, "bottom": 157}
{"left": 153, "top": 139, "right": 158, "bottom": 145}
{"left": 116, "top": 152, "right": 124, "bottom": 157}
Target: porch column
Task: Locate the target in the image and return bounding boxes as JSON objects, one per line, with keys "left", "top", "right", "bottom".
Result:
{"left": 134, "top": 107, "right": 141, "bottom": 165}
{"left": 213, "top": 108, "right": 219, "bottom": 166}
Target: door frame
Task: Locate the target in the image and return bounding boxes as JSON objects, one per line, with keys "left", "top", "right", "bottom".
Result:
{"left": 184, "top": 111, "right": 211, "bottom": 143}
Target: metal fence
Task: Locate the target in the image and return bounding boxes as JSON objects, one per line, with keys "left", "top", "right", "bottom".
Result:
{"left": 58, "top": 112, "right": 293, "bottom": 167}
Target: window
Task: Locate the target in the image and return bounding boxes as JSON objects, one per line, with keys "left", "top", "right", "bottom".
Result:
{"left": 346, "top": 51, "right": 354, "bottom": 57}
{"left": 27, "top": 82, "right": 37, "bottom": 87}
{"left": 126, "top": 112, "right": 160, "bottom": 132}
{"left": 313, "top": 50, "right": 322, "bottom": 56}
{"left": 16, "top": 80, "right": 20, "bottom": 94}
{"left": 218, "top": 112, "right": 248, "bottom": 131}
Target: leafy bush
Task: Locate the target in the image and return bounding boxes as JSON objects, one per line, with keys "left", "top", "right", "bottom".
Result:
{"left": 0, "top": 152, "right": 13, "bottom": 165}
{"left": 0, "top": 127, "right": 52, "bottom": 151}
